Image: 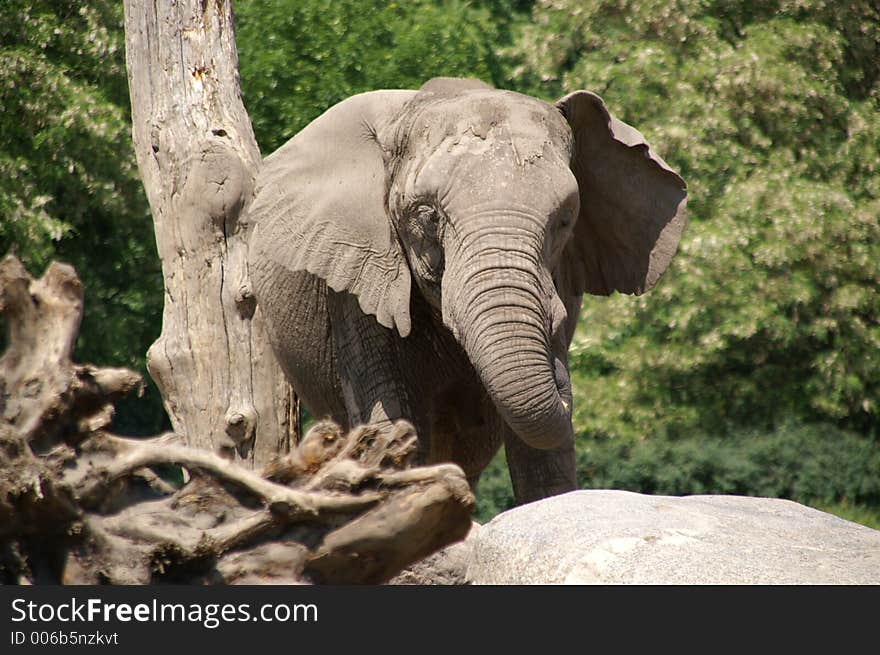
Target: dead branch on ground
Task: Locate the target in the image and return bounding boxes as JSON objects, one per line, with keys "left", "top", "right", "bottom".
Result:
{"left": 0, "top": 255, "right": 473, "bottom": 584}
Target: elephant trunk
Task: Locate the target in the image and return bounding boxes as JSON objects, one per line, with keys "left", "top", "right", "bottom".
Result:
{"left": 443, "top": 232, "right": 574, "bottom": 450}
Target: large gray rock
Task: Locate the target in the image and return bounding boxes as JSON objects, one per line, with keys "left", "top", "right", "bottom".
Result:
{"left": 466, "top": 490, "right": 880, "bottom": 584}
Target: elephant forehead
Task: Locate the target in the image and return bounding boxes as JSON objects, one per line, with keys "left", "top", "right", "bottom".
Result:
{"left": 409, "top": 92, "right": 571, "bottom": 157}
{"left": 415, "top": 134, "right": 569, "bottom": 189}
{"left": 406, "top": 140, "right": 579, "bottom": 224}
{"left": 409, "top": 92, "right": 510, "bottom": 135}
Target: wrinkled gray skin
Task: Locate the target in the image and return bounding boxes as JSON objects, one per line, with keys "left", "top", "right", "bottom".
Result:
{"left": 248, "top": 78, "right": 686, "bottom": 504}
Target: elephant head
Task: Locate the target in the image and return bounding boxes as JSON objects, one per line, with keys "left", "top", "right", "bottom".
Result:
{"left": 249, "top": 78, "right": 686, "bottom": 451}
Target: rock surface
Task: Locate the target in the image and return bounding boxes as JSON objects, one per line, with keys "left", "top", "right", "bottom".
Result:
{"left": 465, "top": 490, "right": 880, "bottom": 584}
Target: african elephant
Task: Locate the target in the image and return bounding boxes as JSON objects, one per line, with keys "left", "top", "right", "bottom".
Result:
{"left": 247, "top": 77, "right": 686, "bottom": 504}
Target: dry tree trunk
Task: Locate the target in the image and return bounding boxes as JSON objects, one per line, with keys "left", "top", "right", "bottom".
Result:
{"left": 123, "top": 0, "right": 294, "bottom": 466}
{"left": 0, "top": 257, "right": 474, "bottom": 584}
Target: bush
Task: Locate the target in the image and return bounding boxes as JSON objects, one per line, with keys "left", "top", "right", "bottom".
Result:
{"left": 578, "top": 423, "right": 880, "bottom": 505}
{"left": 474, "top": 450, "right": 516, "bottom": 522}
{"left": 476, "top": 423, "right": 880, "bottom": 524}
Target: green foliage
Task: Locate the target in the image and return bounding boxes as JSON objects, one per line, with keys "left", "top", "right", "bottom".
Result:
{"left": 474, "top": 449, "right": 516, "bottom": 522}
{"left": 507, "top": 0, "right": 880, "bottom": 441}
{"left": 813, "top": 500, "right": 880, "bottom": 531}
{"left": 236, "top": 0, "right": 526, "bottom": 152}
{"left": 476, "top": 423, "right": 880, "bottom": 527}
{"left": 0, "top": 1, "right": 165, "bottom": 434}
{"left": 577, "top": 423, "right": 880, "bottom": 505}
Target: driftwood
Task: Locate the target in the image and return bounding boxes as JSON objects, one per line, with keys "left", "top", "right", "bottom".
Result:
{"left": 0, "top": 256, "right": 474, "bottom": 584}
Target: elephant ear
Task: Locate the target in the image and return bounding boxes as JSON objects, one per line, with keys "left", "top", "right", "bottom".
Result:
{"left": 248, "top": 90, "right": 417, "bottom": 336}
{"left": 555, "top": 91, "right": 687, "bottom": 296}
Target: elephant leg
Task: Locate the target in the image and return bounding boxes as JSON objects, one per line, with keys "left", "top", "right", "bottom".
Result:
{"left": 328, "top": 290, "right": 415, "bottom": 432}
{"left": 437, "top": 391, "right": 503, "bottom": 490}
{"left": 502, "top": 425, "right": 577, "bottom": 504}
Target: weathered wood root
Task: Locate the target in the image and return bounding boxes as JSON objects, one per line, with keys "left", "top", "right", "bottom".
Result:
{"left": 0, "top": 255, "right": 474, "bottom": 584}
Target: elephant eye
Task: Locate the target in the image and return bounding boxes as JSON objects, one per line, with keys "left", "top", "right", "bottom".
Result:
{"left": 557, "top": 204, "right": 577, "bottom": 233}
{"left": 415, "top": 204, "right": 439, "bottom": 224}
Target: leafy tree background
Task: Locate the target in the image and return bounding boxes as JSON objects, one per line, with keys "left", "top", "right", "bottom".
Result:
{"left": 2, "top": 0, "right": 877, "bottom": 526}
{"left": 0, "top": 0, "right": 166, "bottom": 433}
